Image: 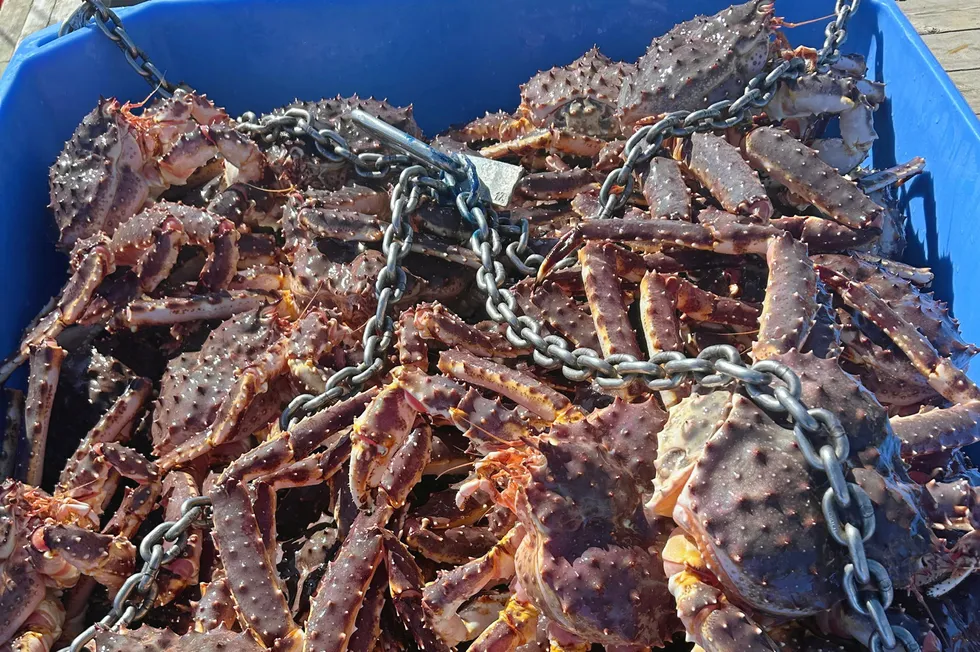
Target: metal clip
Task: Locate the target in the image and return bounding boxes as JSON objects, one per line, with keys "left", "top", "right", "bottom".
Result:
{"left": 351, "top": 109, "right": 462, "bottom": 176}
{"left": 350, "top": 110, "right": 523, "bottom": 208}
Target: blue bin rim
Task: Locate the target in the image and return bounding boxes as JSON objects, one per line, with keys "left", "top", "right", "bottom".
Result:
{"left": 4, "top": 0, "right": 979, "bottom": 138}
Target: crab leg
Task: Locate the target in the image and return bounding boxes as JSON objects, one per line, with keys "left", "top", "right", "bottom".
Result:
{"left": 349, "top": 385, "right": 419, "bottom": 509}
{"left": 769, "top": 215, "right": 879, "bottom": 253}
{"left": 643, "top": 157, "right": 692, "bottom": 220}
{"left": 890, "top": 401, "right": 980, "bottom": 459}
{"left": 102, "top": 481, "right": 160, "bottom": 540}
{"left": 8, "top": 590, "right": 65, "bottom": 652}
{"left": 32, "top": 525, "right": 136, "bottom": 590}
{"left": 379, "top": 422, "right": 432, "bottom": 508}
{"left": 155, "top": 471, "right": 204, "bottom": 606}
{"left": 57, "top": 379, "right": 154, "bottom": 512}
{"left": 538, "top": 220, "right": 717, "bottom": 281}
{"left": 221, "top": 389, "right": 377, "bottom": 485}
{"left": 668, "top": 276, "right": 761, "bottom": 328}
{"left": 391, "top": 367, "right": 527, "bottom": 453}
{"left": 752, "top": 234, "right": 817, "bottom": 360}
{"left": 110, "top": 290, "right": 275, "bottom": 331}
{"left": 816, "top": 254, "right": 975, "bottom": 363}
{"left": 743, "top": 126, "right": 882, "bottom": 229}
{"left": 685, "top": 132, "right": 771, "bottom": 220}
{"left": 396, "top": 307, "right": 428, "bottom": 368}
{"left": 209, "top": 476, "right": 296, "bottom": 648}
{"left": 662, "top": 530, "right": 778, "bottom": 652}
{"left": 415, "top": 302, "right": 528, "bottom": 358}
{"left": 259, "top": 432, "right": 352, "bottom": 491}
{"left": 304, "top": 505, "right": 394, "bottom": 652}
{"left": 438, "top": 350, "right": 573, "bottom": 423}
{"left": 580, "top": 242, "right": 643, "bottom": 359}
{"left": 406, "top": 523, "right": 499, "bottom": 565}
{"left": 640, "top": 271, "right": 684, "bottom": 356}
{"left": 517, "top": 168, "right": 597, "bottom": 201}
{"left": 205, "top": 391, "right": 375, "bottom": 646}
{"left": 0, "top": 250, "right": 111, "bottom": 382}
{"left": 818, "top": 266, "right": 980, "bottom": 404}
{"left": 469, "top": 592, "right": 540, "bottom": 652}
{"left": 344, "top": 567, "right": 388, "bottom": 652}
{"left": 454, "top": 391, "right": 528, "bottom": 453}
{"left": 193, "top": 569, "right": 239, "bottom": 633}
{"left": 480, "top": 129, "right": 605, "bottom": 160}
{"left": 856, "top": 157, "right": 926, "bottom": 194}
{"left": 853, "top": 252, "right": 933, "bottom": 287}
{"left": 159, "top": 315, "right": 350, "bottom": 471}
{"left": 513, "top": 279, "right": 600, "bottom": 351}
{"left": 2, "top": 388, "right": 24, "bottom": 481}
{"left": 422, "top": 525, "right": 525, "bottom": 647}
{"left": 110, "top": 204, "right": 241, "bottom": 293}
{"left": 384, "top": 530, "right": 451, "bottom": 651}
{"left": 803, "top": 283, "right": 843, "bottom": 360}
{"left": 23, "top": 340, "right": 65, "bottom": 486}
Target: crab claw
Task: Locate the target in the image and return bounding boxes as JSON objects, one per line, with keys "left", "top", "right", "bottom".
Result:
{"left": 927, "top": 531, "right": 980, "bottom": 597}
{"left": 32, "top": 524, "right": 136, "bottom": 590}
{"left": 349, "top": 383, "right": 420, "bottom": 509}
{"left": 536, "top": 227, "right": 583, "bottom": 284}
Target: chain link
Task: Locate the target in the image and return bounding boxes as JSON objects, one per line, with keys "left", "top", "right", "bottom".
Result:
{"left": 235, "top": 108, "right": 414, "bottom": 179}
{"left": 59, "top": 496, "right": 210, "bottom": 652}
{"left": 59, "top": 0, "right": 179, "bottom": 97}
{"left": 819, "top": 0, "right": 862, "bottom": 67}
{"left": 277, "top": 164, "right": 439, "bottom": 430}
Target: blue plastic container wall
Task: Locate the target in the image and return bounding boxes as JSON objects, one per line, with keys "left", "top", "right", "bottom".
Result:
{"left": 1, "top": 0, "right": 979, "bottom": 386}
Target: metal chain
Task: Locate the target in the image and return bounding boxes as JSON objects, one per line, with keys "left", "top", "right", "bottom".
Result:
{"left": 465, "top": 214, "right": 921, "bottom": 652}
{"left": 60, "top": 495, "right": 211, "bottom": 652}
{"left": 819, "top": 0, "right": 862, "bottom": 67}
{"left": 235, "top": 108, "right": 414, "bottom": 179}
{"left": 277, "top": 164, "right": 439, "bottom": 429}
{"left": 450, "top": 6, "right": 913, "bottom": 647}
{"left": 59, "top": 0, "right": 179, "bottom": 97}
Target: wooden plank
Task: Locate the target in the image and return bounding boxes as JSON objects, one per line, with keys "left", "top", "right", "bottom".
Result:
{"left": 18, "top": 0, "right": 59, "bottom": 43}
{"left": 51, "top": 0, "right": 81, "bottom": 26}
{"left": 900, "top": 0, "right": 980, "bottom": 34}
{"left": 947, "top": 69, "right": 980, "bottom": 115}
{"left": 920, "top": 30, "right": 980, "bottom": 72}
{"left": 0, "top": 0, "right": 35, "bottom": 64}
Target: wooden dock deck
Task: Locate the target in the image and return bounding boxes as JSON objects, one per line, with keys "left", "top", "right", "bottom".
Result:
{"left": 900, "top": 0, "right": 980, "bottom": 117}
{"left": 0, "top": 0, "right": 977, "bottom": 115}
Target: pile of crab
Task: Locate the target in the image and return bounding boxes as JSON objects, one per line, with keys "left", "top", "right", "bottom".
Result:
{"left": 2, "top": 2, "right": 980, "bottom": 651}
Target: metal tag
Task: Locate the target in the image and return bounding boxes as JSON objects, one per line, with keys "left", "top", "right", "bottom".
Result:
{"left": 464, "top": 155, "right": 524, "bottom": 208}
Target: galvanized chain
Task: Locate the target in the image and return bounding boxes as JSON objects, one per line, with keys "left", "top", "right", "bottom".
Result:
{"left": 464, "top": 207, "right": 921, "bottom": 652}
{"left": 449, "top": 8, "right": 914, "bottom": 648}
{"left": 59, "top": 0, "right": 179, "bottom": 98}
{"left": 819, "top": 0, "right": 862, "bottom": 67}
{"left": 236, "top": 108, "right": 414, "bottom": 180}
{"left": 586, "top": 0, "right": 859, "bottom": 223}
{"left": 277, "top": 164, "right": 440, "bottom": 430}
{"left": 61, "top": 495, "right": 211, "bottom": 652}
